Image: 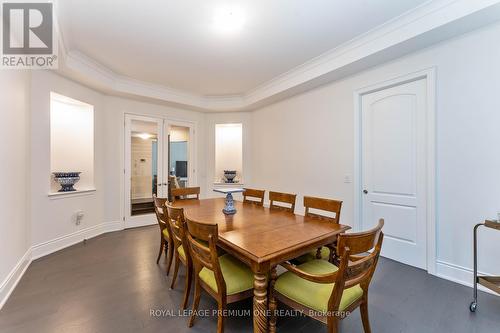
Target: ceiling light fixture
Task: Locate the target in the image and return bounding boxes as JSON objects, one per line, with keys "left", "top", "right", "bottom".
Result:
{"left": 137, "top": 133, "right": 153, "bottom": 140}
{"left": 213, "top": 6, "right": 245, "bottom": 35}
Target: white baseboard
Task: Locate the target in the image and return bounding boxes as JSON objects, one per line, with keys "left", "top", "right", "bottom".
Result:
{"left": 100, "top": 221, "right": 124, "bottom": 234}
{"left": 0, "top": 248, "right": 32, "bottom": 310}
{"left": 1, "top": 221, "right": 124, "bottom": 310}
{"left": 436, "top": 260, "right": 499, "bottom": 296}
{"left": 32, "top": 221, "right": 123, "bottom": 260}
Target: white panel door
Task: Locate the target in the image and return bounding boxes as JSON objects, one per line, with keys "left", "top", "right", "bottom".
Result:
{"left": 361, "top": 79, "right": 427, "bottom": 269}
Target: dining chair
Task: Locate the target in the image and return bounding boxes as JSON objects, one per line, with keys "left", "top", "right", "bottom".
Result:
{"left": 171, "top": 186, "right": 200, "bottom": 202}
{"left": 269, "top": 191, "right": 297, "bottom": 213}
{"left": 243, "top": 188, "right": 265, "bottom": 206}
{"left": 165, "top": 203, "right": 192, "bottom": 310}
{"left": 169, "top": 175, "right": 181, "bottom": 190}
{"left": 296, "top": 196, "right": 343, "bottom": 263}
{"left": 270, "top": 219, "right": 384, "bottom": 333}
{"left": 185, "top": 217, "right": 254, "bottom": 333}
{"left": 153, "top": 195, "right": 174, "bottom": 275}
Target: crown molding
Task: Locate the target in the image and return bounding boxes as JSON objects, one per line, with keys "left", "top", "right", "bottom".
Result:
{"left": 55, "top": 0, "right": 500, "bottom": 112}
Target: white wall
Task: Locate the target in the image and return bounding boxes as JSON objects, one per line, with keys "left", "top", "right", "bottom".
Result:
{"left": 0, "top": 70, "right": 31, "bottom": 307}
{"left": 30, "top": 71, "right": 106, "bottom": 255}
{"left": 29, "top": 71, "right": 206, "bottom": 257}
{"left": 250, "top": 23, "right": 500, "bottom": 286}
{"left": 204, "top": 112, "right": 252, "bottom": 196}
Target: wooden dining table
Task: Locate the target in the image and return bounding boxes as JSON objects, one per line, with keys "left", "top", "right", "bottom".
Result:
{"left": 173, "top": 198, "right": 350, "bottom": 333}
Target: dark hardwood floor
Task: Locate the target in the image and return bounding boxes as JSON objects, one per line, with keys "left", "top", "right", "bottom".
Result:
{"left": 1, "top": 226, "right": 499, "bottom": 333}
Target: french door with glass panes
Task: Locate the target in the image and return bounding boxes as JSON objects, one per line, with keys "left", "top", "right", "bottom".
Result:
{"left": 124, "top": 114, "right": 169, "bottom": 228}
{"left": 124, "top": 114, "right": 195, "bottom": 228}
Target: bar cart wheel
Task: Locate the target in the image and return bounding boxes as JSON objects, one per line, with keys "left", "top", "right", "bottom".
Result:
{"left": 469, "top": 301, "right": 477, "bottom": 312}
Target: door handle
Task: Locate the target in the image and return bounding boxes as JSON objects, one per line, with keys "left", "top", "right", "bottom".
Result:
{"left": 157, "top": 183, "right": 162, "bottom": 187}
{"left": 163, "top": 183, "right": 168, "bottom": 186}
{"left": 363, "top": 189, "right": 368, "bottom": 194}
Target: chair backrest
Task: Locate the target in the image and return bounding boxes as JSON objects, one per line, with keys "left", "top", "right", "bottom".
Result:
{"left": 153, "top": 195, "right": 168, "bottom": 231}
{"left": 185, "top": 217, "right": 226, "bottom": 296}
{"left": 329, "top": 219, "right": 384, "bottom": 310}
{"left": 169, "top": 175, "right": 181, "bottom": 189}
{"left": 171, "top": 186, "right": 200, "bottom": 202}
{"left": 165, "top": 204, "right": 189, "bottom": 261}
{"left": 243, "top": 188, "right": 265, "bottom": 206}
{"left": 269, "top": 191, "right": 297, "bottom": 213}
{"left": 304, "top": 196, "right": 343, "bottom": 223}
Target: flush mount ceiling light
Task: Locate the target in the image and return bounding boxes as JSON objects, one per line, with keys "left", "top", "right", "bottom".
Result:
{"left": 213, "top": 6, "right": 245, "bottom": 35}
{"left": 137, "top": 133, "right": 153, "bottom": 140}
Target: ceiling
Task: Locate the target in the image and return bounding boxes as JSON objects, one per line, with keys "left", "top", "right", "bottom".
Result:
{"left": 57, "top": 0, "right": 429, "bottom": 96}
{"left": 56, "top": 0, "right": 500, "bottom": 111}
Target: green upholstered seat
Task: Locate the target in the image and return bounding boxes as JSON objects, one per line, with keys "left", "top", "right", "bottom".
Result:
{"left": 162, "top": 228, "right": 169, "bottom": 238}
{"left": 274, "top": 259, "right": 363, "bottom": 312}
{"left": 178, "top": 245, "right": 186, "bottom": 260}
{"left": 295, "top": 246, "right": 331, "bottom": 264}
{"left": 199, "top": 254, "right": 254, "bottom": 295}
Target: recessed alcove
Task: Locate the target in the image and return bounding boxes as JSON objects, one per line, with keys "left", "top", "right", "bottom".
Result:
{"left": 49, "top": 92, "right": 95, "bottom": 195}
{"left": 215, "top": 123, "right": 243, "bottom": 184}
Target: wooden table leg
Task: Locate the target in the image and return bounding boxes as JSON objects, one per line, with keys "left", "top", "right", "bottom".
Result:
{"left": 269, "top": 267, "right": 278, "bottom": 333}
{"left": 316, "top": 247, "right": 322, "bottom": 259}
{"left": 253, "top": 272, "right": 269, "bottom": 333}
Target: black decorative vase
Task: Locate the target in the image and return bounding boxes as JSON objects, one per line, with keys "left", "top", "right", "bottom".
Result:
{"left": 53, "top": 172, "right": 81, "bottom": 192}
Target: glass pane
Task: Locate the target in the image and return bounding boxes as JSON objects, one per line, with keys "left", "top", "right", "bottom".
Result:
{"left": 169, "top": 126, "right": 189, "bottom": 192}
{"left": 130, "top": 120, "right": 158, "bottom": 216}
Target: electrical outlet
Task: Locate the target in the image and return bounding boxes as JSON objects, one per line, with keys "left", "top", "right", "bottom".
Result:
{"left": 344, "top": 175, "right": 352, "bottom": 184}
{"left": 75, "top": 210, "right": 84, "bottom": 225}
